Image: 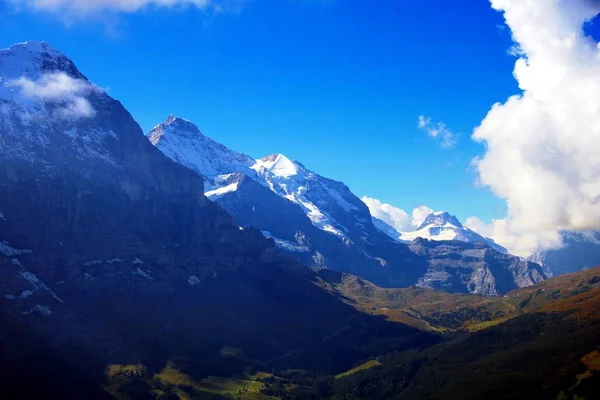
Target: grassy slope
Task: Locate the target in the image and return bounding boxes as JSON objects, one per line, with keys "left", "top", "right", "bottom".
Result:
{"left": 334, "top": 360, "right": 382, "bottom": 379}
{"left": 281, "top": 267, "right": 600, "bottom": 400}
{"left": 317, "top": 266, "right": 600, "bottom": 332}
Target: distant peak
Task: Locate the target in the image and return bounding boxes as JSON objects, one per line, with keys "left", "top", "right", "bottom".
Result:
{"left": 147, "top": 115, "right": 203, "bottom": 145}
{"left": 154, "top": 115, "right": 201, "bottom": 133}
{"left": 418, "top": 211, "right": 463, "bottom": 230}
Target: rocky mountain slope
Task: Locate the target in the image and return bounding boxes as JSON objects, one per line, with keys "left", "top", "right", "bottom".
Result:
{"left": 148, "top": 115, "right": 543, "bottom": 295}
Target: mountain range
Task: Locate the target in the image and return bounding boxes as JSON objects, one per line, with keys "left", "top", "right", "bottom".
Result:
{"left": 148, "top": 115, "right": 543, "bottom": 295}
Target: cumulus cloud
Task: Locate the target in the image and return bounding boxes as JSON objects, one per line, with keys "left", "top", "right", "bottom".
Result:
{"left": 362, "top": 196, "right": 411, "bottom": 232}
{"left": 362, "top": 196, "right": 434, "bottom": 232}
{"left": 411, "top": 205, "right": 434, "bottom": 228}
{"left": 417, "top": 115, "right": 456, "bottom": 148}
{"left": 471, "top": 0, "right": 600, "bottom": 255}
{"left": 8, "top": 72, "right": 99, "bottom": 118}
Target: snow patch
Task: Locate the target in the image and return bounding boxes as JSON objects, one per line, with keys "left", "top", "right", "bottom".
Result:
{"left": 188, "top": 275, "right": 202, "bottom": 286}
{"left": 0, "top": 242, "right": 32, "bottom": 257}
{"left": 18, "top": 290, "right": 34, "bottom": 299}
{"left": 133, "top": 267, "right": 154, "bottom": 280}
{"left": 261, "top": 230, "right": 310, "bottom": 252}
{"left": 273, "top": 238, "right": 310, "bottom": 253}
{"left": 20, "top": 271, "right": 64, "bottom": 303}
{"left": 82, "top": 260, "right": 103, "bottom": 267}
{"left": 205, "top": 182, "right": 239, "bottom": 200}
{"left": 28, "top": 305, "right": 52, "bottom": 317}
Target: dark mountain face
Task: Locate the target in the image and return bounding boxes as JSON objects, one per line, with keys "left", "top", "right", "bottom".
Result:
{"left": 0, "top": 42, "right": 439, "bottom": 397}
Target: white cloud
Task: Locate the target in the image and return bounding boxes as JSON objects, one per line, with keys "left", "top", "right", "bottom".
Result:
{"left": 362, "top": 197, "right": 434, "bottom": 232}
{"left": 471, "top": 0, "right": 600, "bottom": 255}
{"left": 465, "top": 217, "right": 563, "bottom": 257}
{"left": 9, "top": 0, "right": 206, "bottom": 14}
{"left": 417, "top": 115, "right": 456, "bottom": 148}
{"left": 6, "top": 0, "right": 247, "bottom": 18}
{"left": 411, "top": 205, "right": 434, "bottom": 228}
{"left": 8, "top": 72, "right": 99, "bottom": 118}
{"left": 362, "top": 196, "right": 412, "bottom": 232}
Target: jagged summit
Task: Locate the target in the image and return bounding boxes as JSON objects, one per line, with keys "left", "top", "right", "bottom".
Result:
{"left": 148, "top": 118, "right": 365, "bottom": 240}
{"left": 147, "top": 115, "right": 254, "bottom": 179}
{"left": 0, "top": 41, "right": 83, "bottom": 82}
{"left": 148, "top": 115, "right": 207, "bottom": 143}
{"left": 417, "top": 211, "right": 463, "bottom": 230}
{"left": 371, "top": 211, "right": 508, "bottom": 253}
{"left": 0, "top": 42, "right": 123, "bottom": 166}
{"left": 165, "top": 114, "right": 177, "bottom": 124}
{"left": 2, "top": 41, "right": 61, "bottom": 56}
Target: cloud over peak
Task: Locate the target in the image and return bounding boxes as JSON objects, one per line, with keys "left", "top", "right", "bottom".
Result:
{"left": 8, "top": 72, "right": 100, "bottom": 118}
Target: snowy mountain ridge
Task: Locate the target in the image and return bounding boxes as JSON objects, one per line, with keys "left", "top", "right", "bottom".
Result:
{"left": 149, "top": 116, "right": 365, "bottom": 241}
{"left": 374, "top": 211, "right": 508, "bottom": 253}
{"left": 147, "top": 115, "right": 255, "bottom": 181}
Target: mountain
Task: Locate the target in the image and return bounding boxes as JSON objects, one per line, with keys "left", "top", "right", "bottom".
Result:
{"left": 149, "top": 117, "right": 372, "bottom": 242}
{"left": 375, "top": 211, "right": 507, "bottom": 253}
{"left": 407, "top": 238, "right": 543, "bottom": 296}
{"left": 528, "top": 230, "right": 600, "bottom": 277}
{"left": 0, "top": 41, "right": 438, "bottom": 398}
{"left": 149, "top": 116, "right": 544, "bottom": 295}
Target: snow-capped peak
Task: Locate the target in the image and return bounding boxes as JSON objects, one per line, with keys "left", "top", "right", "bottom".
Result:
{"left": 373, "top": 211, "right": 507, "bottom": 253}
{"left": 0, "top": 41, "right": 82, "bottom": 84}
{"left": 1, "top": 41, "right": 122, "bottom": 166}
{"left": 148, "top": 118, "right": 367, "bottom": 241}
{"left": 147, "top": 115, "right": 254, "bottom": 179}
{"left": 252, "top": 154, "right": 302, "bottom": 178}
{"left": 417, "top": 211, "right": 463, "bottom": 230}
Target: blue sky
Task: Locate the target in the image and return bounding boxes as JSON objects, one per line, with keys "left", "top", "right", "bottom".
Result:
{"left": 0, "top": 0, "right": 526, "bottom": 223}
